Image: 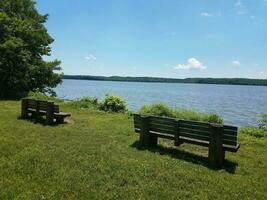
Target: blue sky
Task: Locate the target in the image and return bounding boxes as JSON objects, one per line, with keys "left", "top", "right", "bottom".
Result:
{"left": 36, "top": 0, "right": 267, "bottom": 78}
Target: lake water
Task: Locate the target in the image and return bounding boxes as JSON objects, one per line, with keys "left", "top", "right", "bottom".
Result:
{"left": 56, "top": 79, "right": 267, "bottom": 127}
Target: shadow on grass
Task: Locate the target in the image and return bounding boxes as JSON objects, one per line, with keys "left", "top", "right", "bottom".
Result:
{"left": 17, "top": 115, "right": 67, "bottom": 126}
{"left": 131, "top": 141, "right": 238, "bottom": 173}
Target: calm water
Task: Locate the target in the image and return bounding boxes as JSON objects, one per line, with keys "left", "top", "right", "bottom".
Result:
{"left": 56, "top": 79, "right": 267, "bottom": 127}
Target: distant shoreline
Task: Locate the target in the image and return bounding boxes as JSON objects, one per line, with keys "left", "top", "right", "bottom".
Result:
{"left": 63, "top": 75, "right": 267, "bottom": 86}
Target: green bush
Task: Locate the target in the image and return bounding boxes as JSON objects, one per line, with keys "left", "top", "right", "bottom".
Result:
{"left": 139, "top": 103, "right": 175, "bottom": 118}
{"left": 239, "top": 127, "right": 267, "bottom": 138}
{"left": 68, "top": 97, "right": 100, "bottom": 109}
{"left": 258, "top": 114, "right": 267, "bottom": 131}
{"left": 27, "top": 92, "right": 63, "bottom": 103}
{"left": 203, "top": 114, "right": 224, "bottom": 124}
{"left": 100, "top": 94, "right": 127, "bottom": 113}
{"left": 138, "top": 103, "right": 223, "bottom": 124}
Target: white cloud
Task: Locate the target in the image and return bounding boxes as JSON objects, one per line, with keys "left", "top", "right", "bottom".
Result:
{"left": 259, "top": 71, "right": 265, "bottom": 76}
{"left": 232, "top": 60, "right": 241, "bottom": 66}
{"left": 174, "top": 58, "right": 207, "bottom": 70}
{"left": 235, "top": 0, "right": 247, "bottom": 15}
{"left": 235, "top": 0, "right": 242, "bottom": 7}
{"left": 201, "top": 12, "right": 212, "bottom": 17}
{"left": 85, "top": 54, "right": 97, "bottom": 61}
{"left": 250, "top": 15, "right": 256, "bottom": 19}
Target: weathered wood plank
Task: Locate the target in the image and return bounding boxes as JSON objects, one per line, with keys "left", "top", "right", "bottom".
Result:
{"left": 209, "top": 125, "right": 224, "bottom": 168}
{"left": 150, "top": 131, "right": 174, "bottom": 140}
{"left": 54, "top": 105, "right": 60, "bottom": 113}
{"left": 150, "top": 121, "right": 174, "bottom": 129}
{"left": 223, "top": 144, "right": 240, "bottom": 152}
{"left": 134, "top": 124, "right": 141, "bottom": 129}
{"left": 149, "top": 116, "right": 176, "bottom": 125}
{"left": 180, "top": 131, "right": 210, "bottom": 142}
{"left": 180, "top": 119, "right": 211, "bottom": 127}
{"left": 135, "top": 128, "right": 141, "bottom": 133}
{"left": 179, "top": 123, "right": 210, "bottom": 132}
{"left": 223, "top": 125, "right": 238, "bottom": 131}
{"left": 179, "top": 136, "right": 209, "bottom": 147}
{"left": 149, "top": 127, "right": 176, "bottom": 135}
{"left": 223, "top": 129, "right": 238, "bottom": 136}
{"left": 149, "top": 123, "right": 175, "bottom": 131}
{"left": 222, "top": 139, "right": 237, "bottom": 146}
{"left": 223, "top": 134, "right": 237, "bottom": 141}
{"left": 179, "top": 127, "right": 210, "bottom": 137}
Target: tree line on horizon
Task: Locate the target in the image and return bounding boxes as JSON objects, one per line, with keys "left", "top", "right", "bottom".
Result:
{"left": 64, "top": 75, "right": 267, "bottom": 86}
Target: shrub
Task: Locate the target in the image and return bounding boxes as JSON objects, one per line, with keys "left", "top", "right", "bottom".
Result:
{"left": 258, "top": 114, "right": 267, "bottom": 131}
{"left": 100, "top": 94, "right": 127, "bottom": 113}
{"left": 203, "top": 114, "right": 224, "bottom": 124}
{"left": 239, "top": 127, "right": 267, "bottom": 138}
{"left": 139, "top": 103, "right": 175, "bottom": 117}
{"left": 138, "top": 103, "right": 223, "bottom": 124}
{"left": 27, "top": 92, "right": 63, "bottom": 103}
{"left": 68, "top": 97, "right": 100, "bottom": 109}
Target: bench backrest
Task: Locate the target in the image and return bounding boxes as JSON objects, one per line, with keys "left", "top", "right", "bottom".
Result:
{"left": 26, "top": 99, "right": 60, "bottom": 113}
{"left": 133, "top": 114, "right": 238, "bottom": 147}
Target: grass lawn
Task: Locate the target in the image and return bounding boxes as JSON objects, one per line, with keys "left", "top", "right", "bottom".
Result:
{"left": 0, "top": 101, "right": 267, "bottom": 199}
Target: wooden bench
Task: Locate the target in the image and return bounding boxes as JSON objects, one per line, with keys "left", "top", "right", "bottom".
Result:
{"left": 21, "top": 99, "right": 71, "bottom": 124}
{"left": 133, "top": 114, "right": 240, "bottom": 168}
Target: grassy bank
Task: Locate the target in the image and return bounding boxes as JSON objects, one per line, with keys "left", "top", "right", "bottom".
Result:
{"left": 0, "top": 101, "right": 267, "bottom": 199}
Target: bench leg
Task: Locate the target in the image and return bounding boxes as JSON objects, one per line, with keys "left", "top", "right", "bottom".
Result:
{"left": 174, "top": 120, "right": 182, "bottom": 146}
{"left": 139, "top": 116, "right": 158, "bottom": 147}
{"left": 21, "top": 99, "right": 28, "bottom": 118}
{"left": 208, "top": 147, "right": 225, "bottom": 168}
{"left": 174, "top": 140, "right": 183, "bottom": 147}
{"left": 150, "top": 135, "right": 158, "bottom": 147}
{"left": 139, "top": 132, "right": 158, "bottom": 147}
{"left": 56, "top": 117, "right": 65, "bottom": 124}
{"left": 208, "top": 124, "right": 224, "bottom": 168}
{"left": 46, "top": 102, "right": 54, "bottom": 125}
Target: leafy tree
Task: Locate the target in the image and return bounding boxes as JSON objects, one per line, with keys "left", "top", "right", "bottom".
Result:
{"left": 0, "top": 0, "right": 62, "bottom": 98}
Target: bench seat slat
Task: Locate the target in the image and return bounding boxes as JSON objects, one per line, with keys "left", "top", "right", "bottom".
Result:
{"left": 135, "top": 128, "right": 141, "bottom": 133}
{"left": 150, "top": 131, "right": 174, "bottom": 140}
{"left": 223, "top": 144, "right": 240, "bottom": 152}
{"left": 180, "top": 136, "right": 209, "bottom": 147}
{"left": 54, "top": 112, "right": 71, "bottom": 117}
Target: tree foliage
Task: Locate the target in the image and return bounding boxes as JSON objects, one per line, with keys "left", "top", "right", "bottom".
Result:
{"left": 0, "top": 0, "right": 62, "bottom": 98}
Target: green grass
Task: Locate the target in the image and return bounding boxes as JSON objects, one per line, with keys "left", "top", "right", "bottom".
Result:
{"left": 139, "top": 103, "right": 224, "bottom": 124}
{"left": 0, "top": 101, "right": 267, "bottom": 199}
